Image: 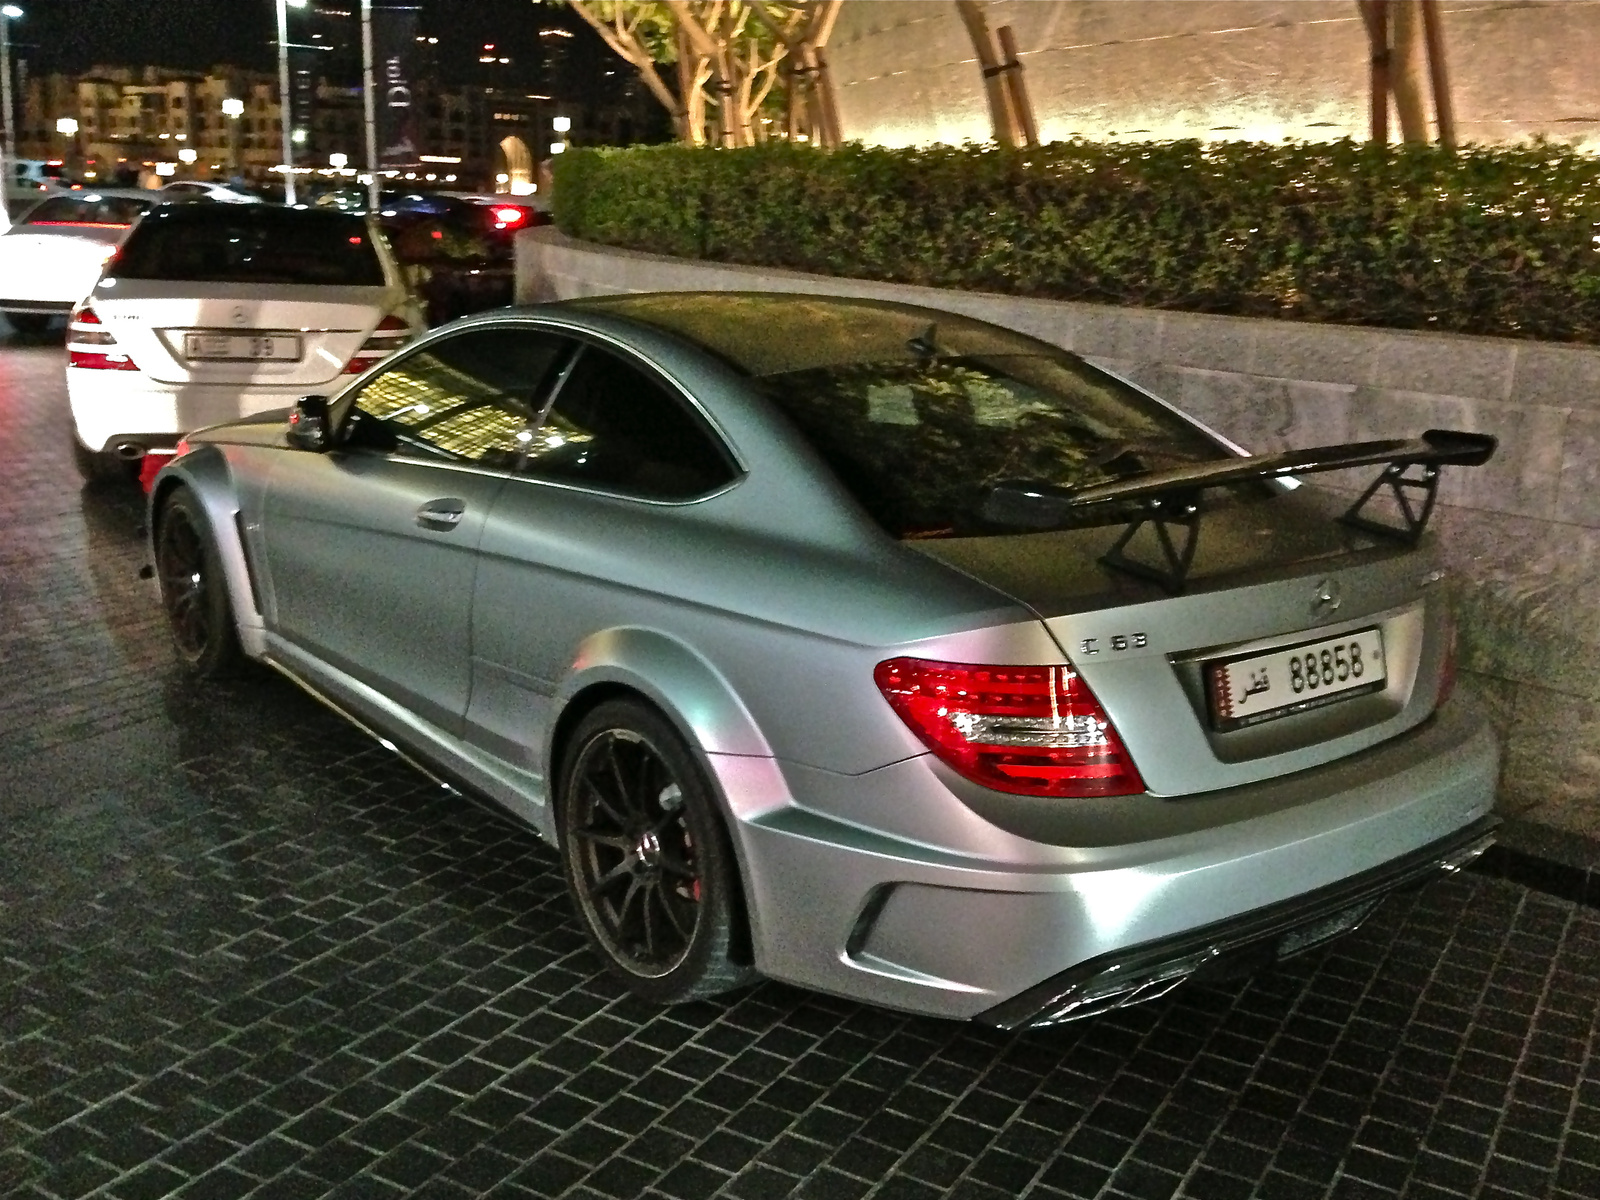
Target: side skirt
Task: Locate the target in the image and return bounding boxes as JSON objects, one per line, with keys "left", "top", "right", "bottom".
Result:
{"left": 261, "top": 641, "right": 555, "bottom": 845}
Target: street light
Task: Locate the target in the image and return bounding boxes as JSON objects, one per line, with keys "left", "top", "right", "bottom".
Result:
{"left": 55, "top": 117, "right": 77, "bottom": 135}
{"left": 0, "top": 4, "right": 22, "bottom": 230}
{"left": 552, "top": 115, "right": 571, "bottom": 134}
{"left": 275, "top": 0, "right": 298, "bottom": 203}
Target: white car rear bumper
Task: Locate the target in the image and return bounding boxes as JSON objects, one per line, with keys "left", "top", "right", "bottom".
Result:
{"left": 67, "top": 373, "right": 318, "bottom": 452}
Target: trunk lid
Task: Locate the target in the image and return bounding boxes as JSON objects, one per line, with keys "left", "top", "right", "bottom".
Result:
{"left": 90, "top": 280, "right": 395, "bottom": 387}
{"left": 909, "top": 485, "right": 1449, "bottom": 797}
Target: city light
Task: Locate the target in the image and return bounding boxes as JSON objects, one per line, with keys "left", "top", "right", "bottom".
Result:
{"left": 177, "top": 148, "right": 197, "bottom": 163}
{"left": 549, "top": 142, "right": 566, "bottom": 155}
{"left": 221, "top": 98, "right": 244, "bottom": 118}
{"left": 0, "top": 6, "right": 22, "bottom": 19}
{"left": 328, "top": 152, "right": 348, "bottom": 168}
{"left": 55, "top": 117, "right": 77, "bottom": 135}
{"left": 155, "top": 161, "right": 176, "bottom": 176}
{"left": 292, "top": 128, "right": 308, "bottom": 145}
{"left": 552, "top": 115, "right": 571, "bottom": 133}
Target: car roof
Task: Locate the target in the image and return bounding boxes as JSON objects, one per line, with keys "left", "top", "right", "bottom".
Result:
{"left": 554, "top": 291, "right": 1055, "bottom": 378}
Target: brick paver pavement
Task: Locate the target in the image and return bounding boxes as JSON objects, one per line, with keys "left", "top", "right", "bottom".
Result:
{"left": 2, "top": 334, "right": 1597, "bottom": 1200}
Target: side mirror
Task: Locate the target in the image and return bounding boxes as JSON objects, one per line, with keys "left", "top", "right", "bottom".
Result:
{"left": 286, "top": 395, "right": 331, "bottom": 451}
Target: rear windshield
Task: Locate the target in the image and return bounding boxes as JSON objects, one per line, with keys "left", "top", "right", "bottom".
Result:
{"left": 21, "top": 195, "right": 152, "bottom": 226}
{"left": 562, "top": 293, "right": 1233, "bottom": 539}
{"left": 110, "top": 207, "right": 385, "bottom": 286}
{"left": 758, "top": 353, "right": 1229, "bottom": 537}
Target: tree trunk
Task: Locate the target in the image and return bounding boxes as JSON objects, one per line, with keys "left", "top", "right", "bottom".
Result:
{"left": 1419, "top": 0, "right": 1456, "bottom": 147}
{"left": 1390, "top": 0, "right": 1428, "bottom": 142}
{"left": 954, "top": 0, "right": 1020, "bottom": 148}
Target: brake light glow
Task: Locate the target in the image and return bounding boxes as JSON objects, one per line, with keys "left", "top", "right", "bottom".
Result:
{"left": 875, "top": 658, "right": 1146, "bottom": 797}
{"left": 492, "top": 205, "right": 529, "bottom": 229}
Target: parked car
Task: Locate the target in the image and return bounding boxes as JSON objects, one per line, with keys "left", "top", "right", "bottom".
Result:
{"left": 145, "top": 293, "right": 1500, "bottom": 1025}
{"left": 0, "top": 190, "right": 155, "bottom": 334}
{"left": 67, "top": 203, "right": 421, "bottom": 482}
{"left": 157, "top": 180, "right": 264, "bottom": 205}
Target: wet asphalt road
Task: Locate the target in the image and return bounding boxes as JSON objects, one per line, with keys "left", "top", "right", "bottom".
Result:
{"left": 1, "top": 334, "right": 1599, "bottom": 1200}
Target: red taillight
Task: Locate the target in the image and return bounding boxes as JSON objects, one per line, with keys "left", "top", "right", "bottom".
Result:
{"left": 68, "top": 350, "right": 139, "bottom": 370}
{"left": 344, "top": 315, "right": 413, "bottom": 373}
{"left": 68, "top": 306, "right": 125, "bottom": 360}
{"left": 874, "top": 658, "right": 1146, "bottom": 798}
{"left": 492, "top": 205, "right": 529, "bottom": 229}
{"left": 1436, "top": 612, "right": 1458, "bottom": 709}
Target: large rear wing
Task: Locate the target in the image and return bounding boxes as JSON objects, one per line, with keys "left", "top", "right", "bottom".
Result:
{"left": 984, "top": 429, "right": 1497, "bottom": 593}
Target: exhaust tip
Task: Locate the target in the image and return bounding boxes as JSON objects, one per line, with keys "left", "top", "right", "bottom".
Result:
{"left": 114, "top": 442, "right": 145, "bottom": 461}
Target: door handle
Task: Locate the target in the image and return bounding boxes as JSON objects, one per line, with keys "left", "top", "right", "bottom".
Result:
{"left": 416, "top": 498, "right": 466, "bottom": 531}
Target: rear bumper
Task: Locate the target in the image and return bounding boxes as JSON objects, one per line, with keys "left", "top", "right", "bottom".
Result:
{"left": 718, "top": 693, "right": 1499, "bottom": 1021}
{"left": 976, "top": 815, "right": 1497, "bottom": 1028}
{"left": 68, "top": 376, "right": 315, "bottom": 450}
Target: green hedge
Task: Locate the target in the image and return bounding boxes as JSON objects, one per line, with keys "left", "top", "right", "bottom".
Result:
{"left": 551, "top": 139, "right": 1600, "bottom": 343}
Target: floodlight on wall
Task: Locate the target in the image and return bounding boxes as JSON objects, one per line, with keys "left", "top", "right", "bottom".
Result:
{"left": 222, "top": 98, "right": 244, "bottom": 118}
{"left": 56, "top": 116, "right": 77, "bottom": 135}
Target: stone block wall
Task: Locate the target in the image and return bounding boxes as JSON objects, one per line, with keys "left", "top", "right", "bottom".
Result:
{"left": 516, "top": 228, "right": 1600, "bottom": 835}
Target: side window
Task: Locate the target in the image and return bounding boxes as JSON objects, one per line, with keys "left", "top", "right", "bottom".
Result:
{"left": 342, "top": 328, "right": 570, "bottom": 467}
{"left": 519, "top": 346, "right": 736, "bottom": 500}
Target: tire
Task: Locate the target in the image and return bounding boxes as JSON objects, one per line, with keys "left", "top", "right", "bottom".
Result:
{"left": 71, "top": 432, "right": 130, "bottom": 485}
{"left": 5, "top": 312, "right": 54, "bottom": 336}
{"left": 558, "top": 699, "right": 755, "bottom": 1003}
{"left": 154, "top": 486, "right": 242, "bottom": 678}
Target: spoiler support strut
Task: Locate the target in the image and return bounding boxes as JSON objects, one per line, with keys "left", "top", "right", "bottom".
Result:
{"left": 984, "top": 429, "right": 1497, "bottom": 594}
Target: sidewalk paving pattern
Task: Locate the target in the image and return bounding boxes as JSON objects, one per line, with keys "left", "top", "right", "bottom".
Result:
{"left": 1, "top": 339, "right": 1597, "bottom": 1200}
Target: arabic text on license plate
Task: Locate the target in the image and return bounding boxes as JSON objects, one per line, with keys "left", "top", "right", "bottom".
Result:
{"left": 1207, "top": 627, "right": 1386, "bottom": 731}
{"left": 183, "top": 333, "right": 299, "bottom": 362}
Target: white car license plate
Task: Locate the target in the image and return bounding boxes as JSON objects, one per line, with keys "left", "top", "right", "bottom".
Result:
{"left": 182, "top": 332, "right": 301, "bottom": 362}
{"left": 1207, "top": 627, "right": 1386, "bottom": 730}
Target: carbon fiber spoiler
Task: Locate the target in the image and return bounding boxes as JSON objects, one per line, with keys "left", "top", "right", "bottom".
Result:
{"left": 984, "top": 429, "right": 1497, "bottom": 593}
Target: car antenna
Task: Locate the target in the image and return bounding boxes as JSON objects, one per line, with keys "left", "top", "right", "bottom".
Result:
{"left": 907, "top": 323, "right": 939, "bottom": 359}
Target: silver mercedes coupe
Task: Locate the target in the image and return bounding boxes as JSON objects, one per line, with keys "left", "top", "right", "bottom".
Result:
{"left": 147, "top": 292, "right": 1501, "bottom": 1027}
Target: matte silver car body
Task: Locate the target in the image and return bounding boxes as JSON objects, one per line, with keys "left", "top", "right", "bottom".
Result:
{"left": 150, "top": 295, "right": 1499, "bottom": 1023}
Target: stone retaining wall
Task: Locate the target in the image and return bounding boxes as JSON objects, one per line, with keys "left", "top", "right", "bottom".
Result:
{"left": 515, "top": 228, "right": 1600, "bottom": 835}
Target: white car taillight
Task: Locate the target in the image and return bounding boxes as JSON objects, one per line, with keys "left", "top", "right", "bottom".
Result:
{"left": 343, "top": 314, "right": 413, "bottom": 374}
{"left": 67, "top": 305, "right": 138, "bottom": 371}
{"left": 875, "top": 658, "right": 1146, "bottom": 797}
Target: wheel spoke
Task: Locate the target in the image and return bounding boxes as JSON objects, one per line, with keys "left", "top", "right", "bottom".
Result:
{"left": 580, "top": 775, "right": 629, "bottom": 829}
{"left": 656, "top": 887, "right": 692, "bottom": 941}
{"left": 640, "top": 881, "right": 658, "bottom": 959}
{"left": 574, "top": 827, "right": 631, "bottom": 852}
{"left": 605, "top": 739, "right": 646, "bottom": 821}
{"left": 586, "top": 857, "right": 632, "bottom": 899}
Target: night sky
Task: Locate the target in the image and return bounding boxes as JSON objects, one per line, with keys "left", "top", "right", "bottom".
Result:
{"left": 8, "top": 0, "right": 563, "bottom": 78}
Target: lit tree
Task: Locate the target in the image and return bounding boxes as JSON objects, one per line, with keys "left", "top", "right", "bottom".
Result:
{"left": 561, "top": 1, "right": 843, "bottom": 147}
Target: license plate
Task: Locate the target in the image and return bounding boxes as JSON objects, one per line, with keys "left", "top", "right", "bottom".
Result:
{"left": 1207, "top": 627, "right": 1386, "bottom": 731}
{"left": 182, "top": 332, "right": 301, "bottom": 362}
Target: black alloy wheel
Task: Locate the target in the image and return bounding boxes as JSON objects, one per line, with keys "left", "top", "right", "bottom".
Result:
{"left": 155, "top": 487, "right": 241, "bottom": 677}
{"left": 559, "top": 699, "right": 752, "bottom": 1003}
